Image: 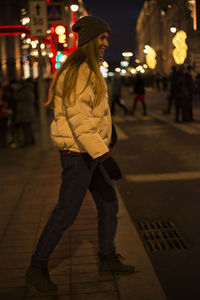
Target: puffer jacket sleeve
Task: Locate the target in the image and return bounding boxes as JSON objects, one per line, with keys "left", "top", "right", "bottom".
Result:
{"left": 64, "top": 63, "right": 110, "bottom": 159}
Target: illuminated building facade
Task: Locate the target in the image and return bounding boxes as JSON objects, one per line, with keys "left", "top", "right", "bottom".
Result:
{"left": 136, "top": 0, "right": 200, "bottom": 75}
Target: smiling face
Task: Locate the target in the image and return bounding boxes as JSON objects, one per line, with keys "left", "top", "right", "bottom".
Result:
{"left": 97, "top": 32, "right": 109, "bottom": 60}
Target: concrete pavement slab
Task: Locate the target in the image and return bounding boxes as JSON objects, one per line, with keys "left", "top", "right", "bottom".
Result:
{"left": 0, "top": 146, "right": 167, "bottom": 299}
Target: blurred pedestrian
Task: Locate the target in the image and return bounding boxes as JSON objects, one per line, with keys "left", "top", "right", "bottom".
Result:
{"left": 174, "top": 66, "right": 194, "bottom": 123}
{"left": 155, "top": 72, "right": 161, "bottom": 91}
{"left": 130, "top": 73, "right": 147, "bottom": 116}
{"left": 194, "top": 73, "right": 200, "bottom": 101}
{"left": 161, "top": 75, "right": 168, "bottom": 91}
{"left": 26, "top": 77, "right": 39, "bottom": 114}
{"left": 184, "top": 66, "right": 194, "bottom": 122}
{"left": 163, "top": 66, "right": 177, "bottom": 114}
{"left": 26, "top": 15, "right": 135, "bottom": 295}
{"left": 0, "top": 84, "right": 9, "bottom": 148}
{"left": 14, "top": 79, "right": 36, "bottom": 146}
{"left": 6, "top": 79, "right": 22, "bottom": 147}
{"left": 174, "top": 67, "right": 184, "bottom": 122}
{"left": 110, "top": 72, "right": 129, "bottom": 116}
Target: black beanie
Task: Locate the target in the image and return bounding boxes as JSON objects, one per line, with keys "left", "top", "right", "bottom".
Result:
{"left": 72, "top": 16, "right": 110, "bottom": 47}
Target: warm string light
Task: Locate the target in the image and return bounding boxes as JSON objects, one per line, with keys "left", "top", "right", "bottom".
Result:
{"left": 144, "top": 45, "right": 157, "bottom": 69}
{"left": 172, "top": 30, "right": 188, "bottom": 65}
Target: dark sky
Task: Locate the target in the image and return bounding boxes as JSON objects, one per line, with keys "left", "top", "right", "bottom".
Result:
{"left": 83, "top": 0, "right": 145, "bottom": 62}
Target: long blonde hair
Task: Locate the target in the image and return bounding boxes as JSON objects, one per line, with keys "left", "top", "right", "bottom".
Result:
{"left": 45, "top": 37, "right": 106, "bottom": 108}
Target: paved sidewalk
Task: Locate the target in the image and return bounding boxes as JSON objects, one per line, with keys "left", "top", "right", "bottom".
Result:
{"left": 0, "top": 143, "right": 166, "bottom": 300}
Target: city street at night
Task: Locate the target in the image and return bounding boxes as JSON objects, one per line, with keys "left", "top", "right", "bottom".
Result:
{"left": 112, "top": 86, "right": 200, "bottom": 300}
{"left": 1, "top": 0, "right": 200, "bottom": 299}
{"left": 1, "top": 86, "right": 200, "bottom": 299}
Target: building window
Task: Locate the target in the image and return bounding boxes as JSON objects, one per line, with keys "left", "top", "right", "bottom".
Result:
{"left": 23, "top": 61, "right": 30, "bottom": 78}
{"left": 187, "top": 0, "right": 197, "bottom": 30}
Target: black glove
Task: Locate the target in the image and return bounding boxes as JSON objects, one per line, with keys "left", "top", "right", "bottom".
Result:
{"left": 109, "top": 122, "right": 118, "bottom": 149}
{"left": 102, "top": 156, "right": 122, "bottom": 180}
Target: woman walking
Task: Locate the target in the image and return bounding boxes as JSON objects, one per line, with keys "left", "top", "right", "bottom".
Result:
{"left": 26, "top": 15, "right": 135, "bottom": 294}
{"left": 131, "top": 73, "right": 147, "bottom": 116}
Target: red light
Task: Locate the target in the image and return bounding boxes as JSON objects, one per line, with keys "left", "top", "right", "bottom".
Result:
{"left": 55, "top": 25, "right": 66, "bottom": 35}
{"left": 54, "top": 25, "right": 66, "bottom": 44}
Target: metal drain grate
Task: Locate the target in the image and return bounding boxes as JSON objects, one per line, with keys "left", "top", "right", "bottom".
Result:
{"left": 136, "top": 219, "right": 188, "bottom": 252}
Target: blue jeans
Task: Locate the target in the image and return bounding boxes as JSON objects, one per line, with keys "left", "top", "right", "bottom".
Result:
{"left": 34, "top": 153, "right": 118, "bottom": 260}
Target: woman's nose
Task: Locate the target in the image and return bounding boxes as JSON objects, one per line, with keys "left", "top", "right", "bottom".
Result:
{"left": 104, "top": 39, "right": 109, "bottom": 47}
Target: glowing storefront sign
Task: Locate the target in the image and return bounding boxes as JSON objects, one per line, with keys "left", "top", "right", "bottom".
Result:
{"left": 146, "top": 46, "right": 157, "bottom": 69}
{"left": 172, "top": 30, "right": 188, "bottom": 65}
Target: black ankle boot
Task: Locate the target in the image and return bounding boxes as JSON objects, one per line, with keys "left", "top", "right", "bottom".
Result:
{"left": 98, "top": 252, "right": 135, "bottom": 274}
{"left": 26, "top": 255, "right": 58, "bottom": 294}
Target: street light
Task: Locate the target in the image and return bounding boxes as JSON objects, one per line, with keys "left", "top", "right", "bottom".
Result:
{"left": 130, "top": 68, "right": 136, "bottom": 74}
{"left": 70, "top": 0, "right": 79, "bottom": 12}
{"left": 115, "top": 67, "right": 121, "bottom": 72}
{"left": 170, "top": 26, "right": 177, "bottom": 33}
{"left": 70, "top": 4, "right": 79, "bottom": 12}
{"left": 122, "top": 51, "right": 133, "bottom": 58}
{"left": 55, "top": 25, "right": 66, "bottom": 35}
{"left": 121, "top": 51, "right": 133, "bottom": 73}
{"left": 143, "top": 45, "right": 150, "bottom": 54}
{"left": 120, "top": 60, "right": 129, "bottom": 67}
{"left": 120, "top": 69, "right": 126, "bottom": 76}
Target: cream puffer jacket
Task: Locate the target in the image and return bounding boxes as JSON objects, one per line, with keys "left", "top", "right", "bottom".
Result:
{"left": 50, "top": 62, "right": 112, "bottom": 159}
